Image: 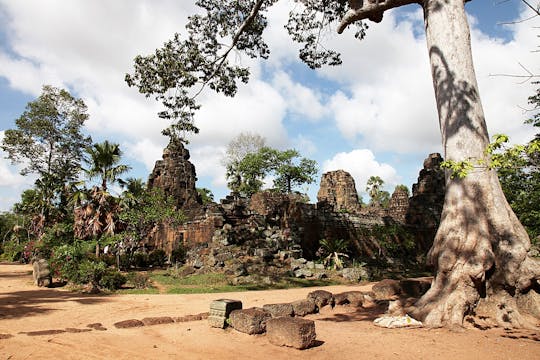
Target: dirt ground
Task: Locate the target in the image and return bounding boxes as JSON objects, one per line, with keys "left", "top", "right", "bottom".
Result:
{"left": 0, "top": 263, "right": 539, "bottom": 360}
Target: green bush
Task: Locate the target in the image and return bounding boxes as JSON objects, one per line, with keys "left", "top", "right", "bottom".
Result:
{"left": 128, "top": 272, "right": 150, "bottom": 289}
{"left": 100, "top": 269, "right": 127, "bottom": 290}
{"left": 133, "top": 252, "right": 148, "bottom": 268}
{"left": 148, "top": 249, "right": 166, "bottom": 267}
{"left": 0, "top": 241, "right": 24, "bottom": 261}
{"left": 170, "top": 246, "right": 186, "bottom": 264}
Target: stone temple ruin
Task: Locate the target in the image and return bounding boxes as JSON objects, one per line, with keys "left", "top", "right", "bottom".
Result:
{"left": 144, "top": 139, "right": 445, "bottom": 277}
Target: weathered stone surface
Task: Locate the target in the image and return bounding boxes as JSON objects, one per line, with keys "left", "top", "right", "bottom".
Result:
{"left": 266, "top": 317, "right": 316, "bottom": 350}
{"left": 114, "top": 319, "right": 144, "bottom": 329}
{"left": 307, "top": 290, "right": 334, "bottom": 309}
{"left": 229, "top": 308, "right": 271, "bottom": 335}
{"left": 334, "top": 291, "right": 365, "bottom": 307}
{"left": 291, "top": 299, "right": 317, "bottom": 317}
{"left": 87, "top": 323, "right": 107, "bottom": 331}
{"left": 399, "top": 278, "right": 431, "bottom": 298}
{"left": 406, "top": 153, "right": 445, "bottom": 251}
{"left": 317, "top": 170, "right": 361, "bottom": 214}
{"left": 372, "top": 279, "right": 402, "bottom": 300}
{"left": 387, "top": 187, "right": 409, "bottom": 223}
{"left": 262, "top": 303, "right": 294, "bottom": 318}
{"left": 148, "top": 139, "right": 202, "bottom": 216}
{"left": 208, "top": 299, "right": 242, "bottom": 328}
{"left": 141, "top": 316, "right": 174, "bottom": 326}
{"left": 32, "top": 258, "right": 51, "bottom": 287}
{"left": 341, "top": 267, "right": 369, "bottom": 282}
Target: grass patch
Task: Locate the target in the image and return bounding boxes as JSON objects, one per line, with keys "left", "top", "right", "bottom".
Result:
{"left": 145, "top": 270, "right": 344, "bottom": 295}
{"left": 116, "top": 287, "right": 160, "bottom": 295}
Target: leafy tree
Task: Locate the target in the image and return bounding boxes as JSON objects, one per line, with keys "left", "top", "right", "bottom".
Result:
{"left": 230, "top": 146, "right": 317, "bottom": 197}
{"left": 1, "top": 85, "right": 92, "bottom": 227}
{"left": 197, "top": 187, "right": 215, "bottom": 205}
{"left": 85, "top": 140, "right": 131, "bottom": 192}
{"left": 224, "top": 133, "right": 267, "bottom": 193}
{"left": 126, "top": 0, "right": 540, "bottom": 328}
{"left": 366, "top": 176, "right": 390, "bottom": 208}
{"left": 272, "top": 149, "right": 318, "bottom": 194}
{"left": 119, "top": 188, "right": 185, "bottom": 255}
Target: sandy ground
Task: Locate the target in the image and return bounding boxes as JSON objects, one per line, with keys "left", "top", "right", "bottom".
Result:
{"left": 0, "top": 263, "right": 539, "bottom": 360}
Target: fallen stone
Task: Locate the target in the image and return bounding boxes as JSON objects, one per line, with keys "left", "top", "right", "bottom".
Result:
{"left": 294, "top": 268, "right": 313, "bottom": 278}
{"left": 114, "top": 319, "right": 145, "bottom": 329}
{"left": 262, "top": 303, "right": 294, "bottom": 318}
{"left": 87, "top": 323, "right": 107, "bottom": 331}
{"left": 307, "top": 290, "right": 334, "bottom": 308}
{"left": 24, "top": 329, "right": 66, "bottom": 336}
{"left": 266, "top": 317, "right": 316, "bottom": 350}
{"left": 32, "top": 258, "right": 51, "bottom": 287}
{"left": 65, "top": 328, "right": 93, "bottom": 333}
{"left": 372, "top": 279, "right": 401, "bottom": 300}
{"left": 399, "top": 278, "right": 431, "bottom": 298}
{"left": 229, "top": 308, "right": 271, "bottom": 335}
{"left": 208, "top": 299, "right": 242, "bottom": 328}
{"left": 334, "top": 291, "right": 365, "bottom": 307}
{"left": 141, "top": 316, "right": 174, "bottom": 326}
{"left": 291, "top": 299, "right": 317, "bottom": 317}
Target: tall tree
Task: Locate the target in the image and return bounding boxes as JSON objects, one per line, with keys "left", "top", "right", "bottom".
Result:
{"left": 1, "top": 85, "right": 92, "bottom": 226}
{"left": 126, "top": 0, "right": 540, "bottom": 328}
{"left": 85, "top": 140, "right": 130, "bottom": 192}
{"left": 366, "top": 175, "right": 390, "bottom": 208}
{"left": 272, "top": 149, "right": 318, "bottom": 194}
{"left": 223, "top": 132, "right": 267, "bottom": 193}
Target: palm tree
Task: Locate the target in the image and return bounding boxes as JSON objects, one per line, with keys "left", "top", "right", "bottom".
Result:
{"left": 80, "top": 141, "right": 130, "bottom": 256}
{"left": 85, "top": 140, "right": 130, "bottom": 192}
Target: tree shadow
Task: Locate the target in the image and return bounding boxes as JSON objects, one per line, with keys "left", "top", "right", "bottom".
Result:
{"left": 317, "top": 304, "right": 387, "bottom": 323}
{"left": 0, "top": 288, "right": 108, "bottom": 320}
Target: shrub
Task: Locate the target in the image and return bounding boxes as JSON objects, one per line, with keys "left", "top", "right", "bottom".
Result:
{"left": 100, "top": 269, "right": 127, "bottom": 290}
{"left": 0, "top": 240, "right": 24, "bottom": 262}
{"left": 148, "top": 249, "right": 166, "bottom": 267}
{"left": 133, "top": 252, "right": 148, "bottom": 268}
{"left": 170, "top": 246, "right": 186, "bottom": 264}
{"left": 128, "top": 272, "right": 150, "bottom": 289}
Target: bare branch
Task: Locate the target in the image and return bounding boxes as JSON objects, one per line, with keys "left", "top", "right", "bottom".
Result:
{"left": 489, "top": 63, "right": 539, "bottom": 83}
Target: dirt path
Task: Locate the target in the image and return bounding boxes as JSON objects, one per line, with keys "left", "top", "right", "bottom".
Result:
{"left": 1, "top": 263, "right": 539, "bottom": 359}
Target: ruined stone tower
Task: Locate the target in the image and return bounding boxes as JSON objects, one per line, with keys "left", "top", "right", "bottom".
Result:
{"left": 317, "top": 170, "right": 362, "bottom": 214}
{"left": 148, "top": 139, "right": 202, "bottom": 217}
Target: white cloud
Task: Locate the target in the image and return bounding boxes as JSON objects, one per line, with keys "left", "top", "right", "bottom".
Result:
{"left": 322, "top": 149, "right": 399, "bottom": 198}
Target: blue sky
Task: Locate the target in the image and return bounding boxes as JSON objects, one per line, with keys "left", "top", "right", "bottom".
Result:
{"left": 0, "top": 0, "right": 538, "bottom": 211}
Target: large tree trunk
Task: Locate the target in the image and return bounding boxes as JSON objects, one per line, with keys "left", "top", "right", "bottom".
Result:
{"left": 410, "top": 0, "right": 540, "bottom": 328}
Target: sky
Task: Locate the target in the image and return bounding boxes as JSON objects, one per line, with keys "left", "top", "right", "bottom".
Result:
{"left": 0, "top": 0, "right": 538, "bottom": 211}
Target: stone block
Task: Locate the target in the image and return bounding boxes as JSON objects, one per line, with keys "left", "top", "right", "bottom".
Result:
{"left": 141, "top": 316, "right": 174, "bottom": 326}
{"left": 334, "top": 291, "right": 365, "bottom": 307}
{"left": 208, "top": 299, "right": 242, "bottom": 328}
{"left": 229, "top": 308, "right": 271, "bottom": 335}
{"left": 372, "top": 279, "right": 401, "bottom": 300}
{"left": 114, "top": 319, "right": 144, "bottom": 329}
{"left": 399, "top": 278, "right": 431, "bottom": 298}
{"left": 307, "top": 290, "right": 334, "bottom": 308}
{"left": 262, "top": 303, "right": 294, "bottom": 318}
{"left": 291, "top": 299, "right": 317, "bottom": 317}
{"left": 266, "top": 317, "right": 316, "bottom": 350}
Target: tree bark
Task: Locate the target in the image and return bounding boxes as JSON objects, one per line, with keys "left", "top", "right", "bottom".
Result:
{"left": 408, "top": 0, "right": 540, "bottom": 328}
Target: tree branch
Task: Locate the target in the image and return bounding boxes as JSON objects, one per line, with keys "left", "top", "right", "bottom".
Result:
{"left": 337, "top": 0, "right": 420, "bottom": 33}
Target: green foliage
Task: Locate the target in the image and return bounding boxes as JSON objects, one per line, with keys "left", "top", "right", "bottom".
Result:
{"left": 0, "top": 240, "right": 25, "bottom": 262}
{"left": 440, "top": 159, "right": 474, "bottom": 179}
{"left": 366, "top": 176, "right": 390, "bottom": 207}
{"left": 127, "top": 272, "right": 151, "bottom": 289}
{"left": 1, "top": 86, "right": 92, "bottom": 227}
{"left": 227, "top": 146, "right": 317, "bottom": 197}
{"left": 319, "top": 238, "right": 350, "bottom": 270}
{"left": 197, "top": 187, "right": 215, "bottom": 205}
{"left": 119, "top": 187, "right": 185, "bottom": 247}
{"left": 125, "top": 1, "right": 365, "bottom": 141}
{"left": 148, "top": 249, "right": 167, "bottom": 267}
{"left": 85, "top": 140, "right": 130, "bottom": 191}
{"left": 170, "top": 245, "right": 186, "bottom": 264}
